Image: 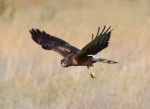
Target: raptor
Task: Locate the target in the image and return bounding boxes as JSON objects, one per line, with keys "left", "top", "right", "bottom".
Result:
{"left": 29, "top": 26, "right": 118, "bottom": 78}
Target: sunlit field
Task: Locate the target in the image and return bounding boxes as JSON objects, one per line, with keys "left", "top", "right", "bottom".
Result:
{"left": 0, "top": 0, "right": 150, "bottom": 109}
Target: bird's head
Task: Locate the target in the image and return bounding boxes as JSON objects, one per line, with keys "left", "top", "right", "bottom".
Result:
{"left": 61, "top": 58, "right": 70, "bottom": 67}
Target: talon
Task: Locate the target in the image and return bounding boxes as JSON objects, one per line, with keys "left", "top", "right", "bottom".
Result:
{"left": 88, "top": 66, "right": 96, "bottom": 78}
{"left": 89, "top": 71, "right": 95, "bottom": 78}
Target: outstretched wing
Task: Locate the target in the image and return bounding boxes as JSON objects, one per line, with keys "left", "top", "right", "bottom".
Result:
{"left": 29, "top": 29, "right": 80, "bottom": 57}
{"left": 75, "top": 26, "right": 112, "bottom": 58}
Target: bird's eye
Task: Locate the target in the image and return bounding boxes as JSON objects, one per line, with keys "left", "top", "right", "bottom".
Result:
{"left": 64, "top": 62, "right": 67, "bottom": 65}
{"left": 61, "top": 61, "right": 68, "bottom": 67}
{"left": 61, "top": 59, "right": 70, "bottom": 67}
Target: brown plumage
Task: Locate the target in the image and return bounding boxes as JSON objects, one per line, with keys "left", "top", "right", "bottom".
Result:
{"left": 29, "top": 26, "right": 118, "bottom": 78}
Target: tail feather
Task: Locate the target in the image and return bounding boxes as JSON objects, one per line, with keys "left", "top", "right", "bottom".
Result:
{"left": 98, "top": 58, "right": 118, "bottom": 64}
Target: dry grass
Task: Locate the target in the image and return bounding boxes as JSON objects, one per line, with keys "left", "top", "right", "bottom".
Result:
{"left": 0, "top": 0, "right": 150, "bottom": 109}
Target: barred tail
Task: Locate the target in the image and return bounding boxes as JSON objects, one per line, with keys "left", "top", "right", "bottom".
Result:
{"left": 98, "top": 58, "right": 118, "bottom": 64}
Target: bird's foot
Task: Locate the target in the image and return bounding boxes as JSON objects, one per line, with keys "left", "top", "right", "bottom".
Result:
{"left": 87, "top": 66, "right": 95, "bottom": 78}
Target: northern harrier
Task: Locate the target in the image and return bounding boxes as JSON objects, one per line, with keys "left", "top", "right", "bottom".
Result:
{"left": 29, "top": 26, "right": 118, "bottom": 78}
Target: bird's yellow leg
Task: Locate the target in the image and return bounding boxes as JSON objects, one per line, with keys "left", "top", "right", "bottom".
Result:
{"left": 87, "top": 66, "right": 95, "bottom": 78}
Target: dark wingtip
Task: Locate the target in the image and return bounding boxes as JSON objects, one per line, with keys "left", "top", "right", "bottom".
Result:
{"left": 35, "top": 28, "right": 41, "bottom": 33}
{"left": 29, "top": 28, "right": 35, "bottom": 31}
{"left": 29, "top": 28, "right": 41, "bottom": 32}
{"left": 29, "top": 28, "right": 42, "bottom": 44}
{"left": 104, "top": 26, "right": 112, "bottom": 34}
{"left": 91, "top": 34, "right": 94, "bottom": 41}
{"left": 29, "top": 28, "right": 33, "bottom": 32}
{"left": 29, "top": 28, "right": 34, "bottom": 35}
{"left": 100, "top": 25, "right": 106, "bottom": 35}
{"left": 96, "top": 27, "right": 100, "bottom": 36}
{"left": 29, "top": 28, "right": 37, "bottom": 35}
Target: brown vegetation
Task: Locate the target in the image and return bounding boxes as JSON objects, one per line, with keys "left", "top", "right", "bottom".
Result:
{"left": 0, "top": 0, "right": 150, "bottom": 109}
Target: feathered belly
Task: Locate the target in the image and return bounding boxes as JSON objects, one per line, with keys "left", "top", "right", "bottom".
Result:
{"left": 71, "top": 57, "right": 93, "bottom": 66}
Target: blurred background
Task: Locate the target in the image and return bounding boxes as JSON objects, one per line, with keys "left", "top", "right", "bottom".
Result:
{"left": 0, "top": 0, "right": 150, "bottom": 109}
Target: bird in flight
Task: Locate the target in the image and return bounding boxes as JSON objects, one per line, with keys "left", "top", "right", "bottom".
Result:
{"left": 29, "top": 26, "right": 118, "bottom": 78}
